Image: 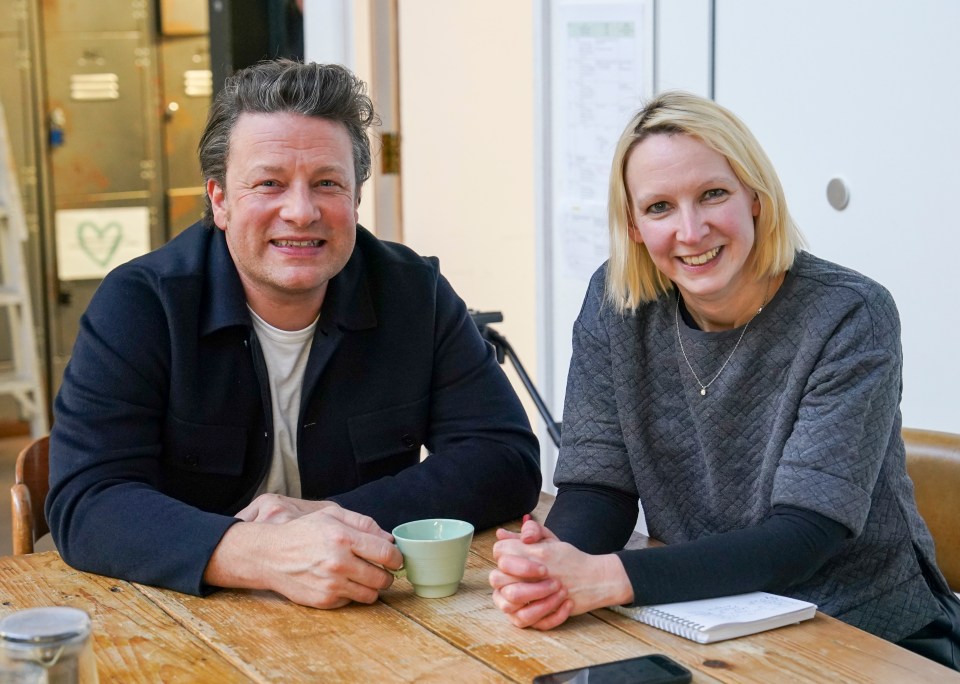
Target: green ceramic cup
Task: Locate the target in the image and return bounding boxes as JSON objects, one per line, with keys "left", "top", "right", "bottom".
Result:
{"left": 391, "top": 518, "right": 475, "bottom": 598}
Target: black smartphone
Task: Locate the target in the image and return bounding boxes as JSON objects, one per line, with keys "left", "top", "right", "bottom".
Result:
{"left": 532, "top": 653, "right": 692, "bottom": 684}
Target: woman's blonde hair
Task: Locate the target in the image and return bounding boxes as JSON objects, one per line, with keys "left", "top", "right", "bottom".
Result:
{"left": 605, "top": 91, "right": 804, "bottom": 313}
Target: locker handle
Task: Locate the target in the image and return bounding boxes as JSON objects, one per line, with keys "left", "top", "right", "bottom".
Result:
{"left": 49, "top": 108, "right": 66, "bottom": 149}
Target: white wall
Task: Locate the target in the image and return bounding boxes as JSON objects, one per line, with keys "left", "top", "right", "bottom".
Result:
{"left": 709, "top": 0, "right": 959, "bottom": 433}
{"left": 655, "top": 0, "right": 711, "bottom": 95}
{"left": 397, "top": 1, "right": 541, "bottom": 437}
{"left": 302, "top": 0, "right": 378, "bottom": 233}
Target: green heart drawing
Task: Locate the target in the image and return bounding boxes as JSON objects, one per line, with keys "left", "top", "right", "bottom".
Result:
{"left": 77, "top": 221, "right": 123, "bottom": 267}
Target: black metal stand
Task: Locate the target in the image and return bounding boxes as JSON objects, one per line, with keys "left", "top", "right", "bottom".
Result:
{"left": 470, "top": 310, "right": 562, "bottom": 448}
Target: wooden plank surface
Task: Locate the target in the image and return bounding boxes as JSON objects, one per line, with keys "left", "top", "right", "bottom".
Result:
{"left": 5, "top": 495, "right": 959, "bottom": 684}
{"left": 595, "top": 609, "right": 960, "bottom": 684}
{"left": 381, "top": 552, "right": 722, "bottom": 683}
{"left": 0, "top": 553, "right": 247, "bottom": 682}
{"left": 134, "top": 581, "right": 507, "bottom": 683}
{"left": 470, "top": 497, "right": 960, "bottom": 683}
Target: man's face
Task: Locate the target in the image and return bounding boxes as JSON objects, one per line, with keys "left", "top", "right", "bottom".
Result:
{"left": 208, "top": 112, "right": 359, "bottom": 327}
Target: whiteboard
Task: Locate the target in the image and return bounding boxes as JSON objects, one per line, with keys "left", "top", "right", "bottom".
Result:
{"left": 538, "top": 0, "right": 654, "bottom": 484}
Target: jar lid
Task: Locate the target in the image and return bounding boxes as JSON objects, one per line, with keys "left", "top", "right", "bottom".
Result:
{"left": 0, "top": 607, "right": 91, "bottom": 644}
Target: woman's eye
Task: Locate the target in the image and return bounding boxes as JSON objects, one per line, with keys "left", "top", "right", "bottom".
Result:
{"left": 703, "top": 188, "right": 727, "bottom": 200}
{"left": 648, "top": 201, "right": 670, "bottom": 214}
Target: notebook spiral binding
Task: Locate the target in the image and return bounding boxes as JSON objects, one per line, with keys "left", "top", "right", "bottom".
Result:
{"left": 640, "top": 608, "right": 704, "bottom": 639}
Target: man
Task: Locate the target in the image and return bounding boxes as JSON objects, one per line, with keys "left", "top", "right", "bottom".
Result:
{"left": 47, "top": 60, "right": 541, "bottom": 609}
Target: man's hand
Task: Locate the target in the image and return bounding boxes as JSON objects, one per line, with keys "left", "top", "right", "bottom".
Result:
{"left": 204, "top": 505, "right": 403, "bottom": 609}
{"left": 235, "top": 493, "right": 338, "bottom": 524}
{"left": 489, "top": 518, "right": 633, "bottom": 630}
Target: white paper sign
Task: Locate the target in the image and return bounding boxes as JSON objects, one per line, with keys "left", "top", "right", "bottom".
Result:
{"left": 547, "top": 0, "right": 653, "bottom": 410}
{"left": 552, "top": 3, "right": 652, "bottom": 287}
{"left": 55, "top": 206, "right": 151, "bottom": 280}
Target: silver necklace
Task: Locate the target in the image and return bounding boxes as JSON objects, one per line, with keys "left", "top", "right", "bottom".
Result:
{"left": 675, "top": 280, "right": 771, "bottom": 397}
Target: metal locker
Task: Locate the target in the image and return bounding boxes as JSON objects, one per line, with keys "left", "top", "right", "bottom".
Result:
{"left": 159, "top": 0, "right": 209, "bottom": 36}
{"left": 44, "top": 36, "right": 162, "bottom": 200}
{"left": 41, "top": 0, "right": 165, "bottom": 395}
{"left": 160, "top": 35, "right": 211, "bottom": 235}
{"left": 38, "top": 0, "right": 142, "bottom": 34}
{"left": 0, "top": 0, "right": 213, "bottom": 414}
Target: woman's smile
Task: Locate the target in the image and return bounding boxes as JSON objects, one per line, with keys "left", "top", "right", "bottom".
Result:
{"left": 678, "top": 245, "right": 722, "bottom": 267}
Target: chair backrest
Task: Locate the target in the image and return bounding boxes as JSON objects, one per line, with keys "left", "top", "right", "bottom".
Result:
{"left": 11, "top": 435, "right": 50, "bottom": 555}
{"left": 903, "top": 427, "right": 960, "bottom": 592}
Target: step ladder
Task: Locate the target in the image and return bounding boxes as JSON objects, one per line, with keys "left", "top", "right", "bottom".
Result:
{"left": 0, "top": 102, "right": 48, "bottom": 437}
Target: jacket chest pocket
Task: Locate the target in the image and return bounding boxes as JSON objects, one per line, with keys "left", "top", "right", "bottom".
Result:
{"left": 347, "top": 396, "right": 429, "bottom": 478}
{"left": 163, "top": 413, "right": 249, "bottom": 476}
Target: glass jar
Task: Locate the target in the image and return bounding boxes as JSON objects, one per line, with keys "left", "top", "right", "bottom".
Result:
{"left": 0, "top": 607, "right": 98, "bottom": 683}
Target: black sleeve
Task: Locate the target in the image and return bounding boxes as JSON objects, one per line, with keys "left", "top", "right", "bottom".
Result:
{"left": 614, "top": 505, "right": 849, "bottom": 606}
{"left": 545, "top": 484, "right": 640, "bottom": 554}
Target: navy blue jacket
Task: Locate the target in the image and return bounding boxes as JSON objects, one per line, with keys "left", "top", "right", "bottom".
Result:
{"left": 47, "top": 222, "right": 541, "bottom": 594}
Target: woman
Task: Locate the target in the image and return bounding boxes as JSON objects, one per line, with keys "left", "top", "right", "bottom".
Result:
{"left": 490, "top": 91, "right": 960, "bottom": 669}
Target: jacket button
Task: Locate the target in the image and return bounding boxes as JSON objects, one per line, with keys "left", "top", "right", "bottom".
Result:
{"left": 185, "top": 454, "right": 199, "bottom": 467}
{"left": 401, "top": 434, "right": 417, "bottom": 450}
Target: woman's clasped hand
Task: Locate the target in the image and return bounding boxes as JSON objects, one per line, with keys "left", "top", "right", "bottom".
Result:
{"left": 489, "top": 518, "right": 633, "bottom": 630}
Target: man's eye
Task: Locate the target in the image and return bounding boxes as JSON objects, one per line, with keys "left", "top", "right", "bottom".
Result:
{"left": 318, "top": 180, "right": 337, "bottom": 187}
{"left": 259, "top": 180, "right": 278, "bottom": 188}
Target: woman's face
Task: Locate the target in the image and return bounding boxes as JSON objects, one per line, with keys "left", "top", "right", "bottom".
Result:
{"left": 625, "top": 133, "right": 761, "bottom": 324}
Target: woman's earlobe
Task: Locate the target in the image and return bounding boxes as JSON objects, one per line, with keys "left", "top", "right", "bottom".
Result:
{"left": 628, "top": 225, "right": 643, "bottom": 244}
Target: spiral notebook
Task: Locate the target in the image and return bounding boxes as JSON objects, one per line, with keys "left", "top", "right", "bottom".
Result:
{"left": 610, "top": 592, "right": 816, "bottom": 644}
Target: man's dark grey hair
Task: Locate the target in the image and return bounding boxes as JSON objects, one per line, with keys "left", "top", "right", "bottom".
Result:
{"left": 198, "top": 59, "right": 378, "bottom": 223}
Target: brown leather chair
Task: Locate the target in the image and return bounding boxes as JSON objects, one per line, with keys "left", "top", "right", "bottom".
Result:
{"left": 10, "top": 435, "right": 50, "bottom": 555}
{"left": 903, "top": 427, "right": 960, "bottom": 592}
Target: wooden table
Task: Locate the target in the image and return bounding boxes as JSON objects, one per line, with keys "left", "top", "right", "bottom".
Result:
{"left": 2, "top": 495, "right": 957, "bottom": 683}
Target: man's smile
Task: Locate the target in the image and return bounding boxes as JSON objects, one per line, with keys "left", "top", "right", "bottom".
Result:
{"left": 271, "top": 239, "right": 324, "bottom": 247}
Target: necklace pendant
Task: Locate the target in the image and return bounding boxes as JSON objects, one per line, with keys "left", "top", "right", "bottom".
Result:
{"left": 700, "top": 387, "right": 707, "bottom": 396}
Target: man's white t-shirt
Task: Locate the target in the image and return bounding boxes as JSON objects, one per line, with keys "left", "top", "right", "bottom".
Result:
{"left": 248, "top": 307, "right": 318, "bottom": 498}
